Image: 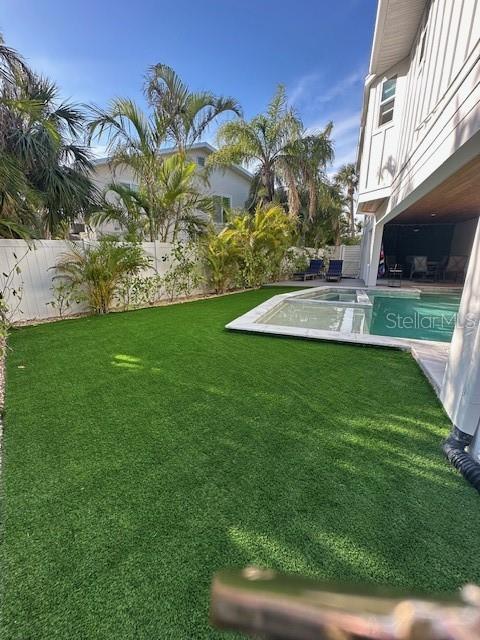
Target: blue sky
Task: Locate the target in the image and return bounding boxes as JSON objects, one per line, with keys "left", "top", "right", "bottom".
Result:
{"left": 1, "top": 0, "right": 377, "bottom": 171}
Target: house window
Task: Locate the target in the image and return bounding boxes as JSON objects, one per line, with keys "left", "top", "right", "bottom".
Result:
{"left": 213, "top": 195, "right": 231, "bottom": 224}
{"left": 378, "top": 76, "right": 396, "bottom": 126}
{"left": 119, "top": 181, "right": 138, "bottom": 191}
{"left": 196, "top": 156, "right": 205, "bottom": 167}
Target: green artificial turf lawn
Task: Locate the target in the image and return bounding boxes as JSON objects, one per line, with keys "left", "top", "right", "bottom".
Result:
{"left": 1, "top": 287, "right": 480, "bottom": 639}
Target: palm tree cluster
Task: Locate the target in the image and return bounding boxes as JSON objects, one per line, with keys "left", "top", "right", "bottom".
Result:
{"left": 88, "top": 64, "right": 240, "bottom": 242}
{"left": 0, "top": 33, "right": 97, "bottom": 239}
{"left": 0, "top": 32, "right": 358, "bottom": 247}
{"left": 209, "top": 86, "right": 359, "bottom": 246}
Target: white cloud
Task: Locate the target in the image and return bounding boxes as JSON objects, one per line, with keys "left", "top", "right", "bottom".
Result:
{"left": 288, "top": 72, "right": 322, "bottom": 108}
{"left": 316, "top": 69, "right": 365, "bottom": 104}
{"left": 287, "top": 63, "right": 365, "bottom": 175}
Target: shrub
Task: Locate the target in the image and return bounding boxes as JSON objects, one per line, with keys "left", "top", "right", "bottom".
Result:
{"left": 201, "top": 204, "right": 294, "bottom": 291}
{"left": 162, "top": 242, "right": 204, "bottom": 301}
{"left": 48, "top": 278, "right": 81, "bottom": 318}
{"left": 54, "top": 237, "right": 151, "bottom": 314}
{"left": 226, "top": 204, "right": 294, "bottom": 287}
{"left": 283, "top": 247, "right": 310, "bottom": 277}
{"left": 128, "top": 274, "right": 163, "bottom": 308}
{"left": 201, "top": 227, "right": 239, "bottom": 293}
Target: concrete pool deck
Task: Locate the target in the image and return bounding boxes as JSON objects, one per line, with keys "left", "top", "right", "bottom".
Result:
{"left": 228, "top": 283, "right": 454, "bottom": 399}
{"left": 267, "top": 277, "right": 464, "bottom": 292}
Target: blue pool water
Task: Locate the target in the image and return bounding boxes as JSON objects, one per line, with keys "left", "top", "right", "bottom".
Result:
{"left": 258, "top": 289, "right": 462, "bottom": 343}
{"left": 369, "top": 293, "right": 461, "bottom": 342}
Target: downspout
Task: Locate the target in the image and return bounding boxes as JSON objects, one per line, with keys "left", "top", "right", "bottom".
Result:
{"left": 443, "top": 426, "right": 480, "bottom": 491}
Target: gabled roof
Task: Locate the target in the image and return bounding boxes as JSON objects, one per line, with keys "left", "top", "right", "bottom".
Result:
{"left": 92, "top": 142, "right": 253, "bottom": 181}
{"left": 369, "top": 0, "right": 427, "bottom": 75}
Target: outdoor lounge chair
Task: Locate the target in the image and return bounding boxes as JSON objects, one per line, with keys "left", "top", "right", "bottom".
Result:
{"left": 325, "top": 259, "right": 343, "bottom": 281}
{"left": 294, "top": 258, "right": 324, "bottom": 281}
{"left": 441, "top": 255, "right": 468, "bottom": 282}
{"left": 409, "top": 255, "right": 435, "bottom": 280}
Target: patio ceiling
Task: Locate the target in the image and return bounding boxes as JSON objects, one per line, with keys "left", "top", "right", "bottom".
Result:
{"left": 390, "top": 155, "right": 480, "bottom": 225}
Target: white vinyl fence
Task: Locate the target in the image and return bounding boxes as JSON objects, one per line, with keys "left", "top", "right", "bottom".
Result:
{"left": 301, "top": 244, "right": 362, "bottom": 278}
{"left": 0, "top": 239, "right": 362, "bottom": 324}
{"left": 0, "top": 240, "right": 178, "bottom": 323}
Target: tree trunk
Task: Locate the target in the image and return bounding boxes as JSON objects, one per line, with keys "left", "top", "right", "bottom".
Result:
{"left": 262, "top": 164, "right": 275, "bottom": 202}
{"left": 349, "top": 189, "right": 355, "bottom": 238}
{"left": 284, "top": 167, "right": 300, "bottom": 218}
{"left": 308, "top": 181, "right": 317, "bottom": 222}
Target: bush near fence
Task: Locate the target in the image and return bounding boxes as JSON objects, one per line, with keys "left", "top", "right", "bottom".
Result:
{"left": 0, "top": 240, "right": 361, "bottom": 323}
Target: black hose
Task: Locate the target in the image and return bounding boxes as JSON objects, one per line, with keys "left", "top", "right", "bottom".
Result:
{"left": 443, "top": 427, "right": 480, "bottom": 491}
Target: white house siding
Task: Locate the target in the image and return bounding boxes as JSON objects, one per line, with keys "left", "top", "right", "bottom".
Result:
{"left": 89, "top": 147, "right": 252, "bottom": 238}
{"left": 358, "top": 0, "right": 480, "bottom": 219}
{"left": 358, "top": 59, "right": 408, "bottom": 199}
{"left": 357, "top": 0, "right": 480, "bottom": 442}
{"left": 389, "top": 0, "right": 480, "bottom": 215}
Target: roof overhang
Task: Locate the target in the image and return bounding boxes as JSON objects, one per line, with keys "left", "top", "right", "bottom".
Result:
{"left": 92, "top": 142, "right": 254, "bottom": 181}
{"left": 357, "top": 0, "right": 427, "bottom": 172}
{"left": 369, "top": 0, "right": 427, "bottom": 75}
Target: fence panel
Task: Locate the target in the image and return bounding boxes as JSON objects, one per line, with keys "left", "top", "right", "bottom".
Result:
{"left": 1, "top": 240, "right": 363, "bottom": 324}
{"left": 340, "top": 245, "right": 362, "bottom": 277}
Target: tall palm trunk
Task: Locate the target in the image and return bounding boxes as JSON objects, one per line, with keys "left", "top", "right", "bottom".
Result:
{"left": 349, "top": 188, "right": 355, "bottom": 238}
{"left": 308, "top": 180, "right": 317, "bottom": 222}
{"left": 283, "top": 165, "right": 300, "bottom": 218}
{"left": 262, "top": 165, "right": 276, "bottom": 202}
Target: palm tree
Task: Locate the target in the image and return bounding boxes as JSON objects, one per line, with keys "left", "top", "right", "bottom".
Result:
{"left": 335, "top": 162, "right": 358, "bottom": 239}
{"left": 89, "top": 183, "right": 150, "bottom": 243}
{"left": 279, "top": 123, "right": 334, "bottom": 221}
{"left": 0, "top": 36, "right": 97, "bottom": 238}
{"left": 209, "top": 86, "right": 302, "bottom": 203}
{"left": 89, "top": 102, "right": 213, "bottom": 241}
{"left": 0, "top": 32, "right": 31, "bottom": 87}
{"left": 223, "top": 204, "right": 293, "bottom": 286}
{"left": 145, "top": 63, "right": 242, "bottom": 151}
{"left": 152, "top": 153, "right": 214, "bottom": 242}
{"left": 54, "top": 236, "right": 151, "bottom": 314}
{"left": 88, "top": 97, "right": 168, "bottom": 241}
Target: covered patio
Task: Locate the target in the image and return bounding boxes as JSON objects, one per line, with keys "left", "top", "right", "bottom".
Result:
{"left": 360, "top": 150, "right": 480, "bottom": 468}
{"left": 377, "top": 155, "right": 480, "bottom": 288}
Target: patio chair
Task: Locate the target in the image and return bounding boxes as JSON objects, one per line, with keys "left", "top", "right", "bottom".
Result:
{"left": 441, "top": 255, "right": 468, "bottom": 282}
{"left": 409, "top": 255, "right": 432, "bottom": 280}
{"left": 294, "top": 258, "right": 324, "bottom": 281}
{"left": 325, "top": 259, "right": 343, "bottom": 282}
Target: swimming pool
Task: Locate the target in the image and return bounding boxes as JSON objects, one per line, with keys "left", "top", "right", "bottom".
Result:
{"left": 226, "top": 286, "right": 462, "bottom": 347}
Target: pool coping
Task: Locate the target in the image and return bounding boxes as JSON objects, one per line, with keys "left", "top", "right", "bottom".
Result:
{"left": 225, "top": 286, "right": 448, "bottom": 350}
{"left": 225, "top": 286, "right": 451, "bottom": 395}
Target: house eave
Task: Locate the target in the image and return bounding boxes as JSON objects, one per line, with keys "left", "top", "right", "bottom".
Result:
{"left": 369, "top": 0, "right": 427, "bottom": 76}
{"left": 92, "top": 142, "right": 253, "bottom": 182}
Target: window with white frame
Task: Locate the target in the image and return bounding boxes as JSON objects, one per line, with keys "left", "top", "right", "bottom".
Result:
{"left": 196, "top": 156, "right": 205, "bottom": 167}
{"left": 378, "top": 76, "right": 396, "bottom": 126}
{"left": 212, "top": 195, "right": 231, "bottom": 224}
{"left": 119, "top": 181, "right": 138, "bottom": 191}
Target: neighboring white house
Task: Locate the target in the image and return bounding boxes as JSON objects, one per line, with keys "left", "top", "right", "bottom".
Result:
{"left": 87, "top": 142, "right": 253, "bottom": 237}
{"left": 357, "top": 0, "right": 480, "bottom": 463}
